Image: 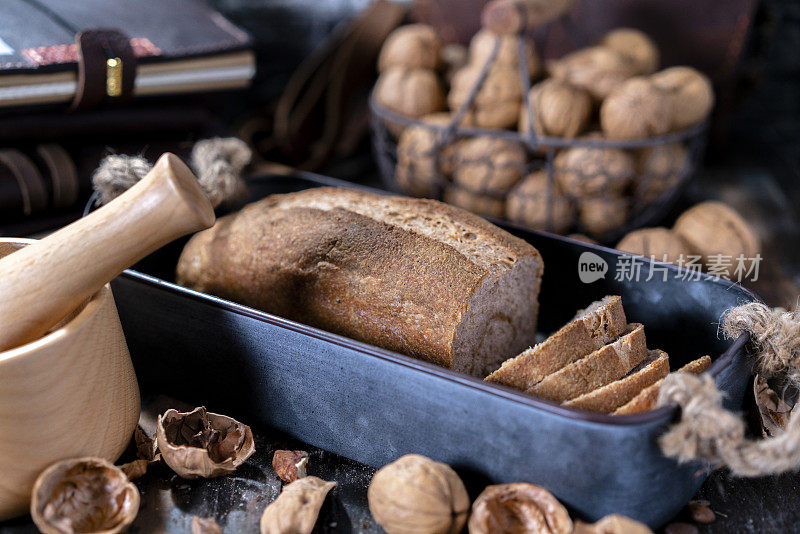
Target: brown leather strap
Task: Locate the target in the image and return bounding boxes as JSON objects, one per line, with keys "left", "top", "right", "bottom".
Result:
{"left": 71, "top": 28, "right": 137, "bottom": 110}
{"left": 0, "top": 149, "right": 48, "bottom": 216}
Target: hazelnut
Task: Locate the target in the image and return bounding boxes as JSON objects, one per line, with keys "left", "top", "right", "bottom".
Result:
{"left": 600, "top": 28, "right": 659, "bottom": 75}
{"left": 554, "top": 134, "right": 635, "bottom": 197}
{"left": 448, "top": 64, "right": 523, "bottom": 129}
{"left": 672, "top": 201, "right": 761, "bottom": 276}
{"left": 156, "top": 406, "right": 255, "bottom": 479}
{"left": 634, "top": 143, "right": 689, "bottom": 204}
{"left": 260, "top": 476, "right": 336, "bottom": 534}
{"left": 547, "top": 46, "right": 635, "bottom": 100}
{"left": 444, "top": 187, "right": 505, "bottom": 219}
{"left": 579, "top": 196, "right": 629, "bottom": 236}
{"left": 374, "top": 68, "right": 445, "bottom": 135}
{"left": 367, "top": 454, "right": 469, "bottom": 534}
{"left": 600, "top": 77, "right": 671, "bottom": 140}
{"left": 468, "top": 483, "right": 572, "bottom": 534}
{"left": 378, "top": 24, "right": 441, "bottom": 72}
{"left": 272, "top": 450, "right": 309, "bottom": 483}
{"left": 616, "top": 227, "right": 691, "bottom": 264}
{"left": 519, "top": 79, "right": 592, "bottom": 139}
{"left": 395, "top": 113, "right": 468, "bottom": 197}
{"left": 506, "top": 170, "right": 575, "bottom": 233}
{"left": 651, "top": 66, "right": 714, "bottom": 131}
{"left": 469, "top": 29, "right": 540, "bottom": 78}
{"left": 31, "top": 457, "right": 140, "bottom": 534}
{"left": 574, "top": 514, "right": 653, "bottom": 533}
{"left": 451, "top": 136, "right": 526, "bottom": 195}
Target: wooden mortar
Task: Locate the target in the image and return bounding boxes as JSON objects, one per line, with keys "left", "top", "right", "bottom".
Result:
{"left": 0, "top": 153, "right": 215, "bottom": 520}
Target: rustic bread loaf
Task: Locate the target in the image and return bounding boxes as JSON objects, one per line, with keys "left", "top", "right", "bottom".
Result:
{"left": 564, "top": 349, "right": 669, "bottom": 413}
{"left": 614, "top": 355, "right": 711, "bottom": 415}
{"left": 485, "top": 296, "right": 627, "bottom": 390}
{"left": 176, "top": 187, "right": 543, "bottom": 377}
{"left": 528, "top": 323, "right": 648, "bottom": 402}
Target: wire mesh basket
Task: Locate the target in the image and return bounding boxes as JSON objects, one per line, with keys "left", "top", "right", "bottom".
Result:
{"left": 370, "top": 34, "right": 708, "bottom": 243}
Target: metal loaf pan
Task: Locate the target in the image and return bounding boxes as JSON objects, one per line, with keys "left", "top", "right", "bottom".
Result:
{"left": 111, "top": 172, "right": 755, "bottom": 528}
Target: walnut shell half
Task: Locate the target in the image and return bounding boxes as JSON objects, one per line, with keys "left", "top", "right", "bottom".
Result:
{"left": 368, "top": 454, "right": 469, "bottom": 534}
{"left": 468, "top": 483, "right": 573, "bottom": 534}
{"left": 260, "top": 476, "right": 336, "bottom": 534}
{"left": 157, "top": 406, "right": 255, "bottom": 479}
{"left": 31, "top": 457, "right": 140, "bottom": 534}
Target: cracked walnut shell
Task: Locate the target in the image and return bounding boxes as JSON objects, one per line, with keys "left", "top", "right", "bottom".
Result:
{"left": 260, "top": 476, "right": 336, "bottom": 534}
{"left": 468, "top": 483, "right": 572, "bottom": 534}
{"left": 368, "top": 454, "right": 469, "bottom": 534}
{"left": 31, "top": 457, "right": 139, "bottom": 534}
{"left": 157, "top": 406, "right": 255, "bottom": 479}
{"left": 378, "top": 24, "right": 441, "bottom": 72}
{"left": 600, "top": 77, "right": 671, "bottom": 140}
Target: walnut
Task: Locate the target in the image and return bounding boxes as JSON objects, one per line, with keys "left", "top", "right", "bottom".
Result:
{"left": 156, "top": 406, "right": 255, "bottom": 479}
{"left": 378, "top": 24, "right": 441, "bottom": 72}
{"left": 468, "top": 483, "right": 572, "bottom": 534}
{"left": 547, "top": 46, "right": 635, "bottom": 100}
{"left": 579, "top": 196, "right": 629, "bottom": 236}
{"left": 554, "top": 134, "right": 635, "bottom": 197}
{"left": 260, "top": 476, "right": 336, "bottom": 534}
{"left": 673, "top": 201, "right": 761, "bottom": 276}
{"left": 600, "top": 28, "right": 659, "bottom": 75}
{"left": 651, "top": 66, "right": 714, "bottom": 131}
{"left": 600, "top": 77, "right": 671, "bottom": 140}
{"left": 519, "top": 79, "right": 592, "bottom": 139}
{"left": 616, "top": 227, "right": 691, "bottom": 264}
{"left": 272, "top": 450, "right": 309, "bottom": 483}
{"left": 469, "top": 29, "right": 540, "bottom": 78}
{"left": 451, "top": 136, "right": 526, "bottom": 195}
{"left": 448, "top": 64, "right": 522, "bottom": 129}
{"left": 119, "top": 459, "right": 149, "bottom": 480}
{"left": 482, "top": 0, "right": 578, "bottom": 34}
{"left": 444, "top": 186, "right": 505, "bottom": 219}
{"left": 31, "top": 457, "right": 140, "bottom": 534}
{"left": 367, "top": 454, "right": 469, "bottom": 534}
{"left": 634, "top": 142, "right": 688, "bottom": 204}
{"left": 374, "top": 67, "right": 445, "bottom": 135}
{"left": 441, "top": 44, "right": 468, "bottom": 85}
{"left": 574, "top": 514, "right": 653, "bottom": 533}
{"left": 395, "top": 112, "right": 468, "bottom": 197}
{"left": 506, "top": 170, "right": 575, "bottom": 233}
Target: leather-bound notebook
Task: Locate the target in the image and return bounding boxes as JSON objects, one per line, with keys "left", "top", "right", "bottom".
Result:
{"left": 0, "top": 0, "right": 255, "bottom": 110}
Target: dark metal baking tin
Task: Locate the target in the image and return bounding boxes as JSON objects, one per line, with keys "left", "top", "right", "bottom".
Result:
{"left": 111, "top": 172, "right": 756, "bottom": 528}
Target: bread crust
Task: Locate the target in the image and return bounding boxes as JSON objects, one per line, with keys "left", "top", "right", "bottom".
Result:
{"left": 177, "top": 187, "right": 542, "bottom": 374}
{"left": 565, "top": 350, "right": 669, "bottom": 413}
{"left": 485, "top": 296, "right": 626, "bottom": 390}
{"left": 529, "top": 323, "right": 647, "bottom": 402}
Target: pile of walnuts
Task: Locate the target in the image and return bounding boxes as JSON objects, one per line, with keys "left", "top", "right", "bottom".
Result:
{"left": 373, "top": 12, "right": 714, "bottom": 238}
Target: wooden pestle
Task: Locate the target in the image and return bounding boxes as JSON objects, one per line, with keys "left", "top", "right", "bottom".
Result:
{"left": 0, "top": 153, "right": 215, "bottom": 352}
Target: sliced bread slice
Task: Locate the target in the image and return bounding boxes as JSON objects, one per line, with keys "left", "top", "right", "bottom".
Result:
{"left": 564, "top": 350, "right": 670, "bottom": 413}
{"left": 485, "top": 295, "right": 626, "bottom": 390}
{"left": 528, "top": 323, "right": 648, "bottom": 403}
{"left": 613, "top": 355, "right": 712, "bottom": 415}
